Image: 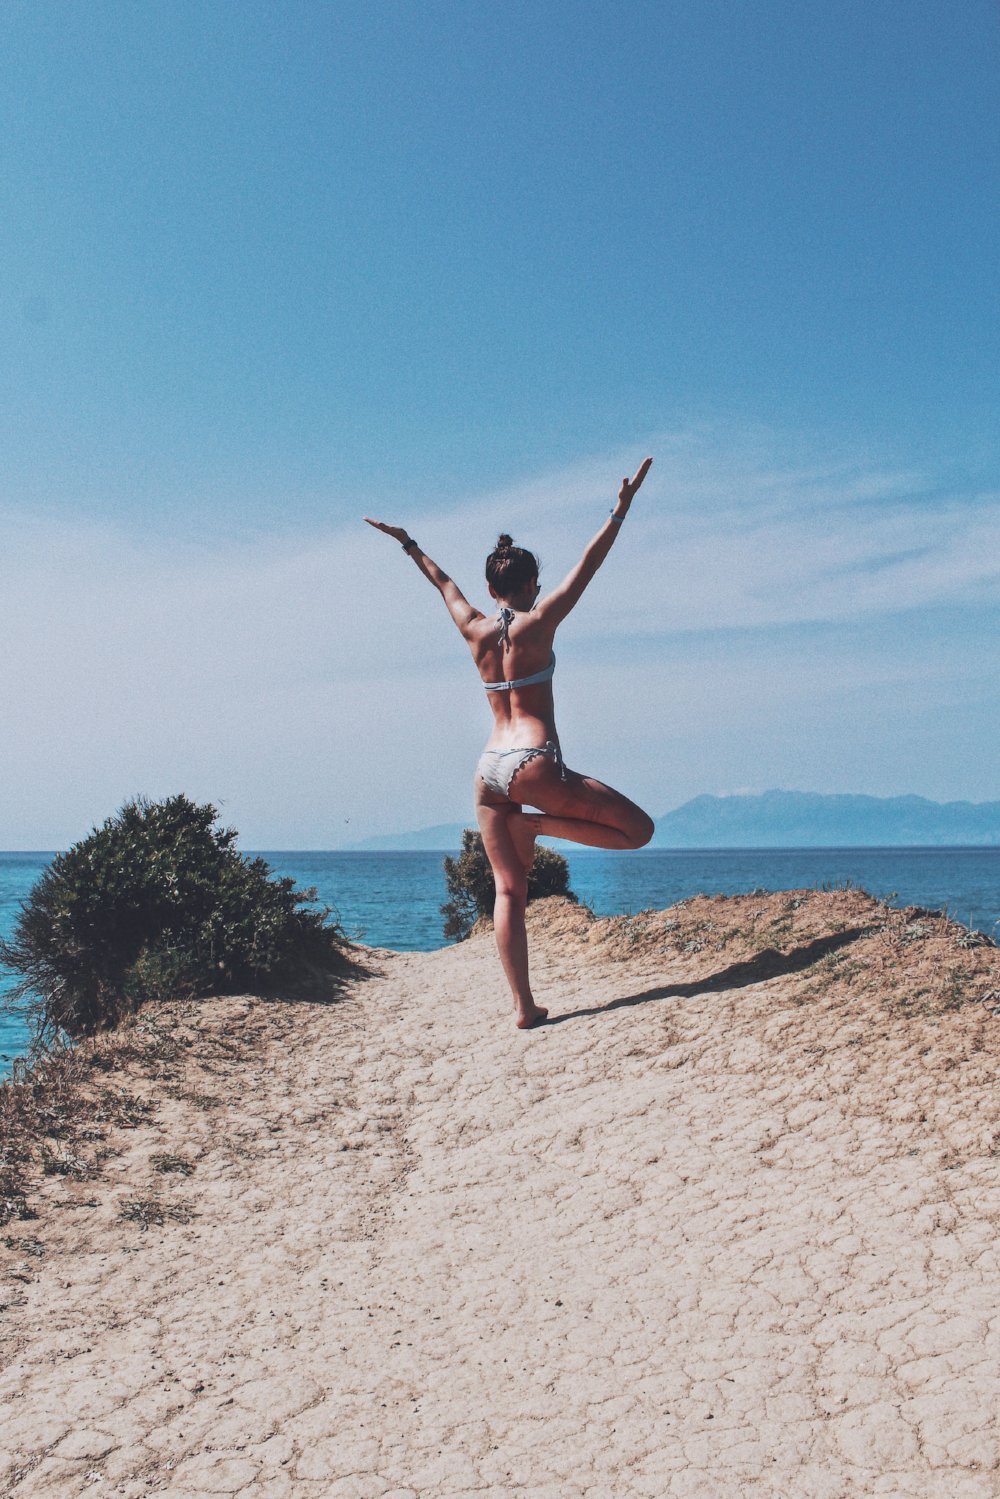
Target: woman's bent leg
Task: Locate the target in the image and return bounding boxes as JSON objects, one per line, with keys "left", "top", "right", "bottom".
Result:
{"left": 509, "top": 763, "right": 655, "bottom": 850}
{"left": 519, "top": 813, "right": 639, "bottom": 850}
{"left": 475, "top": 799, "right": 548, "bottom": 1029}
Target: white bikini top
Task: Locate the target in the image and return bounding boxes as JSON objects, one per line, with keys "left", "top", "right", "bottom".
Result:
{"left": 482, "top": 606, "right": 556, "bottom": 692}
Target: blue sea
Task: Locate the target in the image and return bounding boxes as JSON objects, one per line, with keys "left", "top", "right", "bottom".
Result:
{"left": 2, "top": 846, "right": 997, "bottom": 1076}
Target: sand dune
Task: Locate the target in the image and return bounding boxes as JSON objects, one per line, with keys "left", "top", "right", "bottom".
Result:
{"left": 2, "top": 890, "right": 999, "bottom": 1497}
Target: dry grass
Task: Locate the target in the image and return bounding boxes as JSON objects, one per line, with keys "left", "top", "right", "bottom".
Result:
{"left": 0, "top": 1002, "right": 267, "bottom": 1227}
{"left": 149, "top": 1151, "right": 194, "bottom": 1175}
{"left": 118, "top": 1196, "right": 195, "bottom": 1228}
{"left": 0, "top": 1046, "right": 138, "bottom": 1225}
{"left": 590, "top": 888, "right": 1000, "bottom": 1020}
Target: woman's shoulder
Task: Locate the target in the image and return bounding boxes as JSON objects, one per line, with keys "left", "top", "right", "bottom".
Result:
{"left": 466, "top": 614, "right": 502, "bottom": 647}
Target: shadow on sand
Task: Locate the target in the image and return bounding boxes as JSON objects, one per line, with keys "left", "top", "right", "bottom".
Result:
{"left": 547, "top": 926, "right": 869, "bottom": 1026}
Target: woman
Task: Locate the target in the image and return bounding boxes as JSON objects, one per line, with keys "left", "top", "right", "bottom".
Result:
{"left": 365, "top": 456, "right": 655, "bottom": 1028}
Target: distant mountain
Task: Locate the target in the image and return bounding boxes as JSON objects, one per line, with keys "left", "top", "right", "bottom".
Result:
{"left": 345, "top": 791, "right": 1000, "bottom": 851}
{"left": 651, "top": 791, "right": 1000, "bottom": 848}
{"left": 347, "top": 822, "right": 471, "bottom": 851}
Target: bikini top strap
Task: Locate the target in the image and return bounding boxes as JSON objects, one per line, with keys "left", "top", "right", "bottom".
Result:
{"left": 482, "top": 653, "right": 556, "bottom": 692}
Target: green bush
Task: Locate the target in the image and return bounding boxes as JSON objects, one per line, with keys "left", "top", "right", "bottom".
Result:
{"left": 441, "top": 828, "right": 576, "bottom": 941}
{"left": 0, "top": 795, "right": 354, "bottom": 1043}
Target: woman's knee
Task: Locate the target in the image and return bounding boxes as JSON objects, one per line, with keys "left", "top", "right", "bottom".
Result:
{"left": 494, "top": 870, "right": 528, "bottom": 906}
{"left": 625, "top": 809, "right": 655, "bottom": 848}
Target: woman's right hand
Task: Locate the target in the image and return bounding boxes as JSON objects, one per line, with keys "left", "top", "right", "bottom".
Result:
{"left": 364, "top": 517, "right": 410, "bottom": 545}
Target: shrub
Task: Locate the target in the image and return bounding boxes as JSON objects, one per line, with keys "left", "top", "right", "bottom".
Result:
{"left": 0, "top": 795, "right": 353, "bottom": 1043}
{"left": 441, "top": 828, "right": 576, "bottom": 941}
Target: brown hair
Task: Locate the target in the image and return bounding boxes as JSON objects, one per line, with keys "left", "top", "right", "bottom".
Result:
{"left": 485, "top": 533, "right": 539, "bottom": 597}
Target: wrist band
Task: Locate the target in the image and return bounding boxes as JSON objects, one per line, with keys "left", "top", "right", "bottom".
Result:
{"left": 609, "top": 509, "right": 625, "bottom": 524}
{"left": 402, "top": 537, "right": 417, "bottom": 553}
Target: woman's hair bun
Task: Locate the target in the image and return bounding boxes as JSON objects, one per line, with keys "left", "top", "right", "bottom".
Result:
{"left": 485, "top": 532, "right": 539, "bottom": 593}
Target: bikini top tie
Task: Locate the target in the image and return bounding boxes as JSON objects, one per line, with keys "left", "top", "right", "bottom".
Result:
{"left": 497, "top": 606, "right": 515, "bottom": 648}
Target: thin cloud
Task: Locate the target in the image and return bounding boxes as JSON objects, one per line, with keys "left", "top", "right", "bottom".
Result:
{"left": 405, "top": 430, "right": 999, "bottom": 637}
{"left": 3, "top": 424, "right": 997, "bottom": 842}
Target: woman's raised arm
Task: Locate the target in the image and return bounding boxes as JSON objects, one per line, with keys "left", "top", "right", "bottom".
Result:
{"left": 363, "top": 518, "right": 483, "bottom": 637}
{"left": 535, "top": 457, "right": 652, "bottom": 627}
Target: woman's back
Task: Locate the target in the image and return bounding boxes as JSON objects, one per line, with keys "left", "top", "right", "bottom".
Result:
{"left": 471, "top": 608, "right": 557, "bottom": 738}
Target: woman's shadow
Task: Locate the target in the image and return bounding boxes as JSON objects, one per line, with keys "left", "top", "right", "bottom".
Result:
{"left": 547, "top": 926, "right": 868, "bottom": 1025}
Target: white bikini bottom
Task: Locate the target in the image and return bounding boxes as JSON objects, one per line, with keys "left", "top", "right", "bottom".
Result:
{"left": 476, "top": 739, "right": 565, "bottom": 798}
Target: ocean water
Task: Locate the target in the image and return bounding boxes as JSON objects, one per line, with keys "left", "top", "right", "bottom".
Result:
{"left": 2, "top": 846, "right": 997, "bottom": 1075}
{"left": 1, "top": 853, "right": 53, "bottom": 1075}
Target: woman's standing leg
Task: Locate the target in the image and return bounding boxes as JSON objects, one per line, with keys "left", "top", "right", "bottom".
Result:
{"left": 475, "top": 795, "right": 548, "bottom": 1028}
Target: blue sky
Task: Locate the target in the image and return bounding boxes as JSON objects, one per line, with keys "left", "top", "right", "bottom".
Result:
{"left": 3, "top": 0, "right": 998, "bottom": 846}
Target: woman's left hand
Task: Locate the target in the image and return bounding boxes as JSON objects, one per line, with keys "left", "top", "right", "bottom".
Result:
{"left": 618, "top": 456, "right": 653, "bottom": 508}
{"left": 364, "top": 517, "right": 410, "bottom": 545}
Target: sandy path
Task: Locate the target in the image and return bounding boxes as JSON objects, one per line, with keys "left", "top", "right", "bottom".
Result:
{"left": 2, "top": 893, "right": 998, "bottom": 1497}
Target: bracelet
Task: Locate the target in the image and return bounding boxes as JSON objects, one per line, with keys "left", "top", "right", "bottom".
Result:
{"left": 401, "top": 537, "right": 417, "bottom": 553}
{"left": 609, "top": 509, "right": 625, "bottom": 524}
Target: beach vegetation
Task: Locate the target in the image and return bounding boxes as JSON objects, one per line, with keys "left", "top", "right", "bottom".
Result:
{"left": 441, "top": 828, "right": 576, "bottom": 941}
{"left": 0, "top": 1046, "right": 150, "bottom": 1226}
{"left": 149, "top": 1151, "right": 194, "bottom": 1175}
{"left": 40, "top": 1145, "right": 90, "bottom": 1178}
{"left": 0, "top": 794, "right": 355, "bottom": 1044}
{"left": 0, "top": 977, "right": 271, "bottom": 1228}
{"left": 119, "top": 1195, "right": 194, "bottom": 1228}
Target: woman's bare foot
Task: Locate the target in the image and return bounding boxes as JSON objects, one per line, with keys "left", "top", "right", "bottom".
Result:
{"left": 515, "top": 1002, "right": 549, "bottom": 1029}
{"left": 508, "top": 809, "right": 540, "bottom": 873}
